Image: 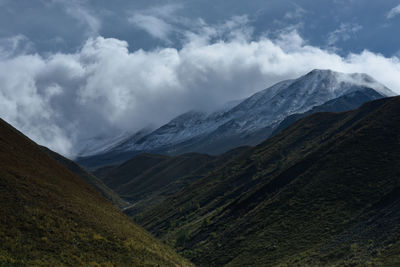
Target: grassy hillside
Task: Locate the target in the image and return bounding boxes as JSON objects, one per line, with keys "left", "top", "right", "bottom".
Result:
{"left": 0, "top": 118, "right": 192, "bottom": 266}
{"left": 41, "top": 146, "right": 128, "bottom": 209}
{"left": 94, "top": 147, "right": 249, "bottom": 216}
{"left": 136, "top": 97, "right": 400, "bottom": 266}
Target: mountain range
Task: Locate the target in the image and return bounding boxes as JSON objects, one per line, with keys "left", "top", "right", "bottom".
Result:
{"left": 133, "top": 96, "right": 400, "bottom": 266}
{"left": 2, "top": 68, "right": 399, "bottom": 266}
{"left": 83, "top": 70, "right": 400, "bottom": 266}
{"left": 77, "top": 69, "right": 395, "bottom": 169}
{"left": 91, "top": 88, "right": 390, "bottom": 218}
{"left": 94, "top": 146, "right": 250, "bottom": 216}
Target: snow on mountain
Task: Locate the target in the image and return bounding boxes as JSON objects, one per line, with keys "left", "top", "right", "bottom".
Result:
{"left": 77, "top": 128, "right": 152, "bottom": 157}
{"left": 82, "top": 69, "right": 396, "bottom": 157}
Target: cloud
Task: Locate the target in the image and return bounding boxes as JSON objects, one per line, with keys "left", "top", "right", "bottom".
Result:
{"left": 327, "top": 23, "right": 363, "bottom": 46}
{"left": 0, "top": 20, "right": 400, "bottom": 157}
{"left": 128, "top": 4, "right": 252, "bottom": 43}
{"left": 128, "top": 4, "right": 183, "bottom": 42}
{"left": 387, "top": 4, "right": 400, "bottom": 19}
{"left": 283, "top": 5, "right": 307, "bottom": 20}
{"left": 0, "top": 53, "right": 73, "bottom": 155}
{"left": 0, "top": 34, "right": 34, "bottom": 59}
{"left": 54, "top": 0, "right": 101, "bottom": 36}
{"left": 129, "top": 14, "right": 173, "bottom": 41}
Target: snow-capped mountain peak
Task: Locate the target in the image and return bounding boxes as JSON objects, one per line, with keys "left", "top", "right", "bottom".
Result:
{"left": 78, "top": 70, "right": 396, "bottom": 160}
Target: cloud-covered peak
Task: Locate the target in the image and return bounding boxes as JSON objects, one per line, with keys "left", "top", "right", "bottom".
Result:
{"left": 0, "top": 15, "right": 400, "bottom": 157}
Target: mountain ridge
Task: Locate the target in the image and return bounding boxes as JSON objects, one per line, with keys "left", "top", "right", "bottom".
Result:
{"left": 77, "top": 69, "right": 394, "bottom": 169}
{"left": 134, "top": 96, "right": 400, "bottom": 266}
{"left": 94, "top": 146, "right": 250, "bottom": 216}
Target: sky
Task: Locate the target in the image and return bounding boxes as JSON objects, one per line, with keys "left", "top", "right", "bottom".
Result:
{"left": 0, "top": 0, "right": 400, "bottom": 157}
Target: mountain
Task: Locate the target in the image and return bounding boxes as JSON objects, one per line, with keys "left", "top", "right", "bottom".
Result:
{"left": 93, "top": 90, "right": 383, "bottom": 214}
{"left": 94, "top": 146, "right": 250, "bottom": 216}
{"left": 77, "top": 128, "right": 153, "bottom": 158}
{"left": 77, "top": 69, "right": 394, "bottom": 169}
{"left": 41, "top": 146, "right": 128, "bottom": 208}
{"left": 271, "top": 87, "right": 385, "bottom": 136}
{"left": 0, "top": 118, "right": 192, "bottom": 266}
{"left": 135, "top": 96, "right": 400, "bottom": 266}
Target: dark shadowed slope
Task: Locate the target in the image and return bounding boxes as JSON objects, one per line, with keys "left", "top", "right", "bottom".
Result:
{"left": 137, "top": 97, "right": 400, "bottom": 266}
{"left": 41, "top": 146, "right": 128, "bottom": 208}
{"left": 94, "top": 146, "right": 250, "bottom": 216}
{"left": 0, "top": 118, "right": 192, "bottom": 266}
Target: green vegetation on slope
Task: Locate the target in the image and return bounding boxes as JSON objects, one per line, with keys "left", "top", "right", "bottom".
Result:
{"left": 136, "top": 97, "right": 400, "bottom": 266}
{"left": 41, "top": 146, "right": 128, "bottom": 209}
{"left": 94, "top": 147, "right": 249, "bottom": 216}
{"left": 0, "top": 118, "right": 192, "bottom": 266}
